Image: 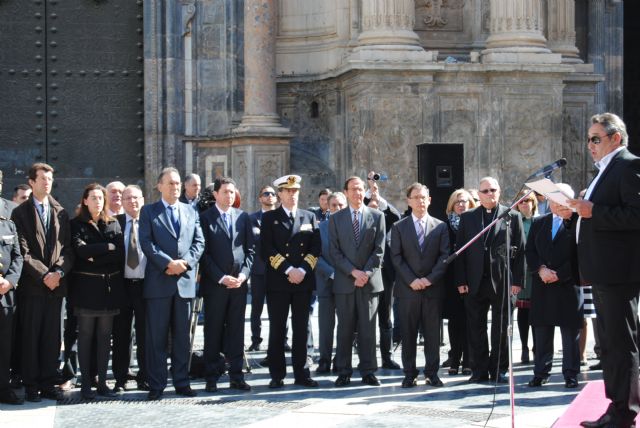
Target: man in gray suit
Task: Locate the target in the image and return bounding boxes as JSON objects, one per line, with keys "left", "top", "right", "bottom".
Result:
{"left": 315, "top": 191, "right": 347, "bottom": 374}
{"left": 139, "top": 167, "right": 205, "bottom": 400}
{"left": 390, "top": 183, "right": 449, "bottom": 388}
{"left": 329, "top": 176, "right": 386, "bottom": 387}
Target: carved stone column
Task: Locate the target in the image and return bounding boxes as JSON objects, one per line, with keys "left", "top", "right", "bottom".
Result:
{"left": 350, "top": 0, "right": 433, "bottom": 62}
{"left": 482, "top": 0, "right": 561, "bottom": 63}
{"left": 547, "top": 0, "right": 581, "bottom": 63}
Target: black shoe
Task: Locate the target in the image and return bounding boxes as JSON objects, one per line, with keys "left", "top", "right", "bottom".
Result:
{"left": 565, "top": 378, "right": 579, "bottom": 388}
{"left": 316, "top": 362, "right": 331, "bottom": 374}
{"left": 589, "top": 361, "right": 603, "bottom": 371}
{"left": 580, "top": 413, "right": 615, "bottom": 428}
{"left": 113, "top": 382, "right": 127, "bottom": 393}
{"left": 81, "top": 388, "right": 96, "bottom": 400}
{"left": 40, "top": 387, "right": 62, "bottom": 401}
{"left": 361, "top": 374, "right": 380, "bottom": 386}
{"left": 334, "top": 375, "right": 351, "bottom": 387}
{"left": 448, "top": 367, "right": 459, "bottom": 376}
{"left": 175, "top": 386, "right": 197, "bottom": 397}
{"left": 401, "top": 376, "right": 417, "bottom": 388}
{"left": 147, "top": 390, "right": 163, "bottom": 401}
{"left": 425, "top": 375, "right": 444, "bottom": 387}
{"left": 284, "top": 343, "right": 292, "bottom": 353}
{"left": 490, "top": 373, "right": 508, "bottom": 384}
{"left": 137, "top": 381, "right": 151, "bottom": 391}
{"left": 580, "top": 360, "right": 589, "bottom": 367}
{"left": 294, "top": 378, "right": 318, "bottom": 387}
{"left": 441, "top": 358, "right": 452, "bottom": 368}
{"left": 259, "top": 356, "right": 269, "bottom": 367}
{"left": 97, "top": 384, "right": 117, "bottom": 398}
{"left": 381, "top": 360, "right": 401, "bottom": 370}
{"left": 230, "top": 380, "right": 251, "bottom": 391}
{"left": 468, "top": 374, "right": 489, "bottom": 383}
{"left": 462, "top": 367, "right": 472, "bottom": 376}
{"left": 0, "top": 389, "right": 24, "bottom": 405}
{"left": 247, "top": 342, "right": 261, "bottom": 352}
{"left": 528, "top": 376, "right": 549, "bottom": 387}
{"left": 205, "top": 381, "right": 218, "bottom": 393}
{"left": 268, "top": 379, "right": 284, "bottom": 389}
{"left": 521, "top": 349, "right": 530, "bottom": 363}
{"left": 25, "top": 389, "right": 41, "bottom": 402}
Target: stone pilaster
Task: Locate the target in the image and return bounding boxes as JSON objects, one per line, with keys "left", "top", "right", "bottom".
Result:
{"left": 587, "top": 0, "right": 606, "bottom": 113}
{"left": 482, "top": 0, "right": 561, "bottom": 63}
{"left": 547, "top": 0, "right": 581, "bottom": 63}
{"left": 349, "top": 0, "right": 433, "bottom": 63}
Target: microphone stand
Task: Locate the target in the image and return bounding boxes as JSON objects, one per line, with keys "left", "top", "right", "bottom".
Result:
{"left": 444, "top": 188, "right": 536, "bottom": 428}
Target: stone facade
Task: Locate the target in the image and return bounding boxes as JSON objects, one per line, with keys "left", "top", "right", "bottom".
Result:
{"left": 145, "top": 0, "right": 610, "bottom": 212}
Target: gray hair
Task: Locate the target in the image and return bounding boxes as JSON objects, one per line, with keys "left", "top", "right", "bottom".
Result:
{"left": 157, "top": 167, "right": 180, "bottom": 184}
{"left": 479, "top": 176, "right": 500, "bottom": 189}
{"left": 106, "top": 181, "right": 125, "bottom": 191}
{"left": 184, "top": 173, "right": 201, "bottom": 184}
{"left": 591, "top": 112, "right": 628, "bottom": 146}
{"left": 328, "top": 191, "right": 346, "bottom": 205}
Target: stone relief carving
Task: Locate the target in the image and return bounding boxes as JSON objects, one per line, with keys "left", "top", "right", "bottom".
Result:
{"left": 258, "top": 154, "right": 282, "bottom": 181}
{"left": 481, "top": 0, "right": 490, "bottom": 33}
{"left": 420, "top": 0, "right": 465, "bottom": 27}
{"left": 181, "top": 0, "right": 196, "bottom": 37}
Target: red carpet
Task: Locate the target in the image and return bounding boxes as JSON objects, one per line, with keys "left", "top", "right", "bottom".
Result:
{"left": 554, "top": 380, "right": 639, "bottom": 427}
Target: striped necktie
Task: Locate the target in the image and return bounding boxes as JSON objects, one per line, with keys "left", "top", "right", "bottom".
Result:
{"left": 417, "top": 219, "right": 425, "bottom": 250}
{"left": 352, "top": 210, "right": 360, "bottom": 244}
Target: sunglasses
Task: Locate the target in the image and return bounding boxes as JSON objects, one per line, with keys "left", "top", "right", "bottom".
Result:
{"left": 261, "top": 191, "right": 276, "bottom": 197}
{"left": 518, "top": 199, "right": 534, "bottom": 204}
{"left": 479, "top": 188, "right": 498, "bottom": 194}
{"left": 587, "top": 133, "right": 614, "bottom": 144}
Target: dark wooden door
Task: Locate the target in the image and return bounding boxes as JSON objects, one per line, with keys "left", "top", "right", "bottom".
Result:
{"left": 0, "top": 0, "right": 144, "bottom": 209}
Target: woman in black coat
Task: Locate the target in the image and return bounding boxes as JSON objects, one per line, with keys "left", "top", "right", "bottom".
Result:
{"left": 70, "top": 183, "right": 125, "bottom": 399}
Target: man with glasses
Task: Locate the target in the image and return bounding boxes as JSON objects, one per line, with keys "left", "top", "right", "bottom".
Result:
{"left": 568, "top": 113, "right": 640, "bottom": 428}
{"left": 455, "top": 177, "right": 525, "bottom": 384}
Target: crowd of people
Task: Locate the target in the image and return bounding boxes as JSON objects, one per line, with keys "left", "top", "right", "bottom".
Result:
{"left": 0, "top": 112, "right": 638, "bottom": 428}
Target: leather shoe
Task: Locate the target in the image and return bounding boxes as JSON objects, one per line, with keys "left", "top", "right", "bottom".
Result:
{"left": 268, "top": 379, "right": 284, "bottom": 389}
{"left": 565, "top": 378, "right": 579, "bottom": 388}
{"left": 528, "top": 376, "right": 549, "bottom": 387}
{"left": 580, "top": 413, "right": 616, "bottom": 428}
{"left": 361, "top": 374, "right": 380, "bottom": 386}
{"left": 247, "top": 342, "right": 261, "bottom": 352}
{"left": 490, "top": 373, "right": 508, "bottom": 384}
{"left": 230, "top": 380, "right": 251, "bottom": 391}
{"left": 468, "top": 374, "right": 489, "bottom": 383}
{"left": 175, "top": 386, "right": 197, "bottom": 397}
{"left": 589, "top": 361, "right": 603, "bottom": 371}
{"left": 401, "top": 376, "right": 417, "bottom": 388}
{"left": 137, "top": 381, "right": 151, "bottom": 391}
{"left": 97, "top": 384, "right": 117, "bottom": 398}
{"left": 441, "top": 358, "right": 451, "bottom": 368}
{"left": 81, "top": 388, "right": 96, "bottom": 400}
{"left": 40, "top": 387, "right": 62, "bottom": 401}
{"left": 113, "top": 382, "right": 127, "bottom": 393}
{"left": 316, "top": 362, "right": 331, "bottom": 374}
{"left": 147, "top": 390, "right": 163, "bottom": 401}
{"left": 0, "top": 389, "right": 24, "bottom": 405}
{"left": 425, "top": 375, "right": 444, "bottom": 387}
{"left": 284, "top": 343, "right": 292, "bottom": 353}
{"left": 205, "top": 381, "right": 218, "bottom": 393}
{"left": 334, "top": 375, "right": 351, "bottom": 387}
{"left": 259, "top": 356, "right": 269, "bottom": 367}
{"left": 381, "top": 360, "right": 401, "bottom": 370}
{"left": 294, "top": 378, "right": 319, "bottom": 387}
{"left": 25, "top": 389, "right": 41, "bottom": 402}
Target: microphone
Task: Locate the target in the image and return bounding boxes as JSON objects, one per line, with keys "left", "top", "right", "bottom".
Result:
{"left": 526, "top": 158, "right": 567, "bottom": 180}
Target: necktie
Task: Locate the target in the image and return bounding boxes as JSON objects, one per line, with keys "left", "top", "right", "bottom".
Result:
{"left": 222, "top": 212, "right": 232, "bottom": 236}
{"left": 169, "top": 205, "right": 180, "bottom": 236}
{"left": 38, "top": 202, "right": 49, "bottom": 231}
{"left": 352, "top": 210, "right": 360, "bottom": 244}
{"left": 289, "top": 212, "right": 294, "bottom": 224}
{"left": 551, "top": 216, "right": 562, "bottom": 239}
{"left": 127, "top": 218, "right": 140, "bottom": 269}
{"left": 417, "top": 220, "right": 425, "bottom": 250}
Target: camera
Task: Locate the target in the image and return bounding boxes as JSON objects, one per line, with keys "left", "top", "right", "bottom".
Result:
{"left": 369, "top": 172, "right": 388, "bottom": 182}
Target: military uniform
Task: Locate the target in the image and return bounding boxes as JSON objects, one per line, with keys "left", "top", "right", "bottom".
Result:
{"left": 0, "top": 216, "right": 24, "bottom": 404}
{"left": 261, "top": 175, "right": 321, "bottom": 385}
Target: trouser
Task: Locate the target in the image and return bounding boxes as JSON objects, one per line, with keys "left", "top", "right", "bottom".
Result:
{"left": 0, "top": 306, "right": 14, "bottom": 390}
{"left": 533, "top": 325, "right": 580, "bottom": 380}
{"left": 398, "top": 294, "right": 442, "bottom": 378}
{"left": 78, "top": 314, "right": 115, "bottom": 389}
{"left": 249, "top": 273, "right": 266, "bottom": 346}
{"left": 112, "top": 279, "right": 146, "bottom": 384}
{"left": 317, "top": 294, "right": 336, "bottom": 365}
{"left": 378, "top": 267, "right": 394, "bottom": 363}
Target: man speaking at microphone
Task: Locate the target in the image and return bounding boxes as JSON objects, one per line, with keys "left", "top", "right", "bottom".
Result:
{"left": 568, "top": 113, "right": 640, "bottom": 428}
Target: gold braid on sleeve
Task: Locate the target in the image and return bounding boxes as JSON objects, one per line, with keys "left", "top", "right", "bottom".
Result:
{"left": 303, "top": 254, "right": 318, "bottom": 270}
{"left": 269, "top": 254, "right": 285, "bottom": 270}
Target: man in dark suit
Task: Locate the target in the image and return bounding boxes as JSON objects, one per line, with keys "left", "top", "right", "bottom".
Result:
{"left": 261, "top": 174, "right": 320, "bottom": 388}
{"left": 330, "top": 176, "right": 386, "bottom": 387}
{"left": 455, "top": 176, "right": 525, "bottom": 384}
{"left": 179, "top": 173, "right": 201, "bottom": 210}
{"left": 199, "top": 177, "right": 254, "bottom": 392}
{"left": 315, "top": 191, "right": 347, "bottom": 374}
{"left": 309, "top": 188, "right": 331, "bottom": 223}
{"left": 138, "top": 167, "right": 205, "bottom": 400}
{"left": 390, "top": 183, "right": 449, "bottom": 388}
{"left": 526, "top": 183, "right": 582, "bottom": 389}
{"left": 248, "top": 185, "right": 278, "bottom": 352}
{"left": 112, "top": 185, "right": 149, "bottom": 393}
{"left": 0, "top": 214, "right": 24, "bottom": 404}
{"left": 11, "top": 162, "right": 74, "bottom": 402}
{"left": 568, "top": 113, "right": 640, "bottom": 428}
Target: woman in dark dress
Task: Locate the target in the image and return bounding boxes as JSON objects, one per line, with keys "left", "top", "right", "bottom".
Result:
{"left": 441, "top": 189, "right": 476, "bottom": 375}
{"left": 70, "top": 183, "right": 125, "bottom": 399}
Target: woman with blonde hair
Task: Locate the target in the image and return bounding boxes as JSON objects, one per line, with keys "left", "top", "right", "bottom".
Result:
{"left": 441, "top": 189, "right": 477, "bottom": 375}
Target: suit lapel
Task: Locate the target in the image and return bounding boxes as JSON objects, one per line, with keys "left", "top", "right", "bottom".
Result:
{"left": 31, "top": 200, "right": 47, "bottom": 257}
{"left": 589, "top": 150, "right": 624, "bottom": 200}
{"left": 291, "top": 210, "right": 301, "bottom": 235}
{"left": 487, "top": 205, "right": 505, "bottom": 246}
{"left": 158, "top": 202, "right": 177, "bottom": 239}
{"left": 215, "top": 209, "right": 231, "bottom": 240}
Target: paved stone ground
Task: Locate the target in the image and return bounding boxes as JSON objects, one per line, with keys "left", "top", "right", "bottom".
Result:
{"left": 1, "top": 304, "right": 601, "bottom": 428}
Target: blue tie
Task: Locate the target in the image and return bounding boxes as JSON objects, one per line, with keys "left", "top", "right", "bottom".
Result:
{"left": 222, "top": 212, "right": 232, "bottom": 236}
{"left": 169, "top": 205, "right": 180, "bottom": 236}
{"left": 551, "top": 216, "right": 562, "bottom": 239}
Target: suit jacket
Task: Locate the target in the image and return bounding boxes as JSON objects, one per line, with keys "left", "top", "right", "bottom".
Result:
{"left": 329, "top": 206, "right": 385, "bottom": 294}
{"left": 576, "top": 148, "right": 640, "bottom": 284}
{"left": 390, "top": 215, "right": 450, "bottom": 300}
{"left": 11, "top": 195, "right": 74, "bottom": 297}
{"left": 249, "top": 210, "right": 266, "bottom": 275}
{"left": 199, "top": 206, "right": 254, "bottom": 295}
{"left": 0, "top": 198, "right": 17, "bottom": 219}
{"left": 260, "top": 206, "right": 320, "bottom": 293}
{"left": 309, "top": 207, "right": 329, "bottom": 223}
{"left": 138, "top": 200, "right": 205, "bottom": 299}
{"left": 454, "top": 204, "right": 525, "bottom": 296}
{"left": 526, "top": 213, "right": 582, "bottom": 328}
{"left": 0, "top": 218, "right": 23, "bottom": 308}
{"left": 315, "top": 220, "right": 335, "bottom": 297}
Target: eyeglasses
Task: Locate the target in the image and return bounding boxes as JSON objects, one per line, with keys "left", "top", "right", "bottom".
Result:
{"left": 454, "top": 200, "right": 469, "bottom": 205}
{"left": 587, "top": 133, "right": 614, "bottom": 144}
{"left": 518, "top": 199, "right": 534, "bottom": 204}
{"left": 478, "top": 188, "right": 498, "bottom": 194}
{"left": 261, "top": 191, "right": 276, "bottom": 197}
{"left": 410, "top": 195, "right": 428, "bottom": 201}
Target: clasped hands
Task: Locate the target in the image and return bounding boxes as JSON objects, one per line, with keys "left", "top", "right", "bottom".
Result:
{"left": 43, "top": 271, "right": 62, "bottom": 290}
{"left": 410, "top": 277, "right": 431, "bottom": 291}
{"left": 287, "top": 268, "right": 306, "bottom": 284}
{"left": 0, "top": 277, "right": 12, "bottom": 295}
{"left": 538, "top": 266, "right": 559, "bottom": 284}
{"left": 351, "top": 269, "right": 369, "bottom": 288}
{"left": 166, "top": 259, "right": 189, "bottom": 276}
{"left": 221, "top": 274, "right": 246, "bottom": 289}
